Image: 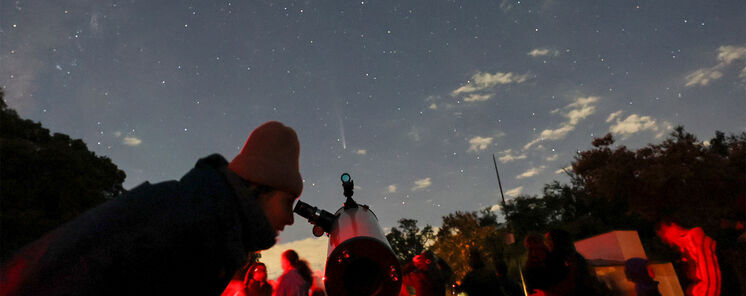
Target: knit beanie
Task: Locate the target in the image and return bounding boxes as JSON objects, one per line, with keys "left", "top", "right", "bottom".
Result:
{"left": 229, "top": 121, "right": 303, "bottom": 197}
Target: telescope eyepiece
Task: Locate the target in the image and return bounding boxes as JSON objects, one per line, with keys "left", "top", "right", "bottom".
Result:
{"left": 293, "top": 200, "right": 336, "bottom": 236}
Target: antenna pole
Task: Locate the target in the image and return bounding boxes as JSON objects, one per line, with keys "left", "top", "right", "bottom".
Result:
{"left": 493, "top": 154, "right": 506, "bottom": 206}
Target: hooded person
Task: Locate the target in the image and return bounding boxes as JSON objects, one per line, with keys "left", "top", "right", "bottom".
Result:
{"left": 0, "top": 121, "right": 303, "bottom": 296}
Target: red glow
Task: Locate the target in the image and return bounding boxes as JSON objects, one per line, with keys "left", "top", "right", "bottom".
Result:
{"left": 0, "top": 233, "right": 55, "bottom": 296}
{"left": 658, "top": 223, "right": 721, "bottom": 296}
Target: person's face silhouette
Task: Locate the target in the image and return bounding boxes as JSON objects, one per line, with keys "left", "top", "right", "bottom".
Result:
{"left": 257, "top": 190, "right": 295, "bottom": 232}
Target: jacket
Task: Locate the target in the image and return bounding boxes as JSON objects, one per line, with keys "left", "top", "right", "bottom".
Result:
{"left": 1, "top": 154, "right": 277, "bottom": 295}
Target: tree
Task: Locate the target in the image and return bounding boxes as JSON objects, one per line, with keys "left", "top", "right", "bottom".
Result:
{"left": 430, "top": 209, "right": 507, "bottom": 280}
{"left": 503, "top": 195, "right": 551, "bottom": 239}
{"left": 385, "top": 218, "right": 435, "bottom": 264}
{"left": 502, "top": 127, "right": 744, "bottom": 263}
{"left": 0, "top": 89, "right": 127, "bottom": 260}
{"left": 573, "top": 128, "right": 745, "bottom": 234}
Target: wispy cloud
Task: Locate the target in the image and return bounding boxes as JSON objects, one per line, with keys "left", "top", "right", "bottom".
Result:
{"left": 467, "top": 136, "right": 493, "bottom": 152}
{"left": 608, "top": 113, "right": 664, "bottom": 139}
{"left": 524, "top": 96, "right": 598, "bottom": 150}
{"left": 408, "top": 127, "right": 421, "bottom": 142}
{"left": 490, "top": 204, "right": 502, "bottom": 212}
{"left": 463, "top": 93, "right": 492, "bottom": 102}
{"left": 499, "top": 0, "right": 514, "bottom": 12}
{"left": 505, "top": 186, "right": 523, "bottom": 197}
{"left": 545, "top": 154, "right": 559, "bottom": 162}
{"left": 516, "top": 166, "right": 546, "bottom": 179}
{"left": 606, "top": 110, "right": 623, "bottom": 123}
{"left": 685, "top": 45, "right": 746, "bottom": 87}
{"left": 452, "top": 71, "right": 530, "bottom": 96}
{"left": 412, "top": 177, "right": 432, "bottom": 191}
{"left": 685, "top": 69, "right": 723, "bottom": 87}
{"left": 122, "top": 136, "right": 142, "bottom": 146}
{"left": 355, "top": 149, "right": 367, "bottom": 155}
{"left": 555, "top": 166, "right": 572, "bottom": 174}
{"left": 527, "top": 48, "right": 559, "bottom": 57}
{"left": 655, "top": 121, "right": 674, "bottom": 139}
{"left": 388, "top": 185, "right": 397, "bottom": 193}
{"left": 498, "top": 149, "right": 527, "bottom": 163}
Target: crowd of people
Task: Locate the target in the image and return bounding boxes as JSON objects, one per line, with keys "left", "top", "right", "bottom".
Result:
{"left": 399, "top": 229, "right": 607, "bottom": 296}
{"left": 221, "top": 229, "right": 610, "bottom": 296}
{"left": 221, "top": 249, "right": 324, "bottom": 296}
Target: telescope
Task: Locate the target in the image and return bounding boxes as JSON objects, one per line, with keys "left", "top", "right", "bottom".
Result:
{"left": 294, "top": 173, "right": 402, "bottom": 296}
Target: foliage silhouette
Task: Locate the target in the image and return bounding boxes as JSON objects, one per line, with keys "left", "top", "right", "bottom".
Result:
{"left": 385, "top": 218, "right": 435, "bottom": 264}
{"left": 430, "top": 209, "right": 508, "bottom": 280}
{"left": 0, "top": 89, "right": 126, "bottom": 261}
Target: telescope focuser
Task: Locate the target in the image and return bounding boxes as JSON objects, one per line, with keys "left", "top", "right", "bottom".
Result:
{"left": 294, "top": 200, "right": 336, "bottom": 237}
{"left": 292, "top": 173, "right": 359, "bottom": 237}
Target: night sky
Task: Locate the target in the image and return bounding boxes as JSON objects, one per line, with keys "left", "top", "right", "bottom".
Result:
{"left": 2, "top": 0, "right": 745, "bottom": 278}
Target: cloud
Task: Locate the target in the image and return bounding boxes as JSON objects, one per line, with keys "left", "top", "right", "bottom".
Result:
{"left": 490, "top": 204, "right": 502, "bottom": 212}
{"left": 499, "top": 149, "right": 527, "bottom": 163}
{"left": 545, "top": 154, "right": 559, "bottom": 162}
{"left": 685, "top": 69, "right": 723, "bottom": 87}
{"left": 260, "top": 237, "right": 328, "bottom": 280}
{"left": 566, "top": 105, "right": 597, "bottom": 125}
{"left": 505, "top": 186, "right": 523, "bottom": 197}
{"left": 122, "top": 136, "right": 142, "bottom": 146}
{"left": 412, "top": 178, "right": 432, "bottom": 191}
{"left": 609, "top": 114, "right": 659, "bottom": 139}
{"left": 717, "top": 45, "right": 746, "bottom": 64}
{"left": 528, "top": 48, "right": 550, "bottom": 57}
{"left": 355, "top": 149, "right": 367, "bottom": 155}
{"left": 467, "top": 136, "right": 493, "bottom": 152}
{"left": 524, "top": 96, "right": 598, "bottom": 150}
{"left": 654, "top": 121, "right": 674, "bottom": 139}
{"left": 517, "top": 166, "right": 545, "bottom": 179}
{"left": 685, "top": 45, "right": 746, "bottom": 87}
{"left": 523, "top": 124, "right": 575, "bottom": 150}
{"left": 408, "top": 127, "right": 421, "bottom": 142}
{"left": 429, "top": 103, "right": 438, "bottom": 110}
{"left": 499, "top": 0, "right": 514, "bottom": 12}
{"left": 452, "top": 71, "right": 530, "bottom": 96}
{"left": 527, "top": 48, "right": 559, "bottom": 57}
{"left": 555, "top": 166, "right": 572, "bottom": 174}
{"left": 388, "top": 185, "right": 397, "bottom": 193}
{"left": 606, "top": 110, "right": 623, "bottom": 123}
{"left": 463, "top": 93, "right": 492, "bottom": 102}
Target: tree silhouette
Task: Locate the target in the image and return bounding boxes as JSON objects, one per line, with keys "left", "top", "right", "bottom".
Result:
{"left": 430, "top": 209, "right": 507, "bottom": 280}
{"left": 0, "top": 89, "right": 126, "bottom": 261}
{"left": 385, "top": 218, "right": 435, "bottom": 264}
{"left": 573, "top": 127, "right": 745, "bottom": 234}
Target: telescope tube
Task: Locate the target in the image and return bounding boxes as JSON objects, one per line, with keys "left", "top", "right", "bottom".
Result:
{"left": 323, "top": 205, "right": 402, "bottom": 296}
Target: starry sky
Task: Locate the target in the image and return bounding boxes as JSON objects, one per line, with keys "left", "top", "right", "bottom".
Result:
{"left": 2, "top": 0, "right": 745, "bottom": 277}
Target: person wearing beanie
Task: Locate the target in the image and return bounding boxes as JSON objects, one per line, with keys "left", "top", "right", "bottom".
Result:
{"left": 0, "top": 121, "right": 303, "bottom": 296}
